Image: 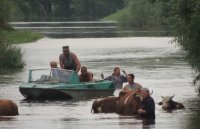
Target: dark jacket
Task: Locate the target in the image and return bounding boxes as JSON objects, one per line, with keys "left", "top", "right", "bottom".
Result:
{"left": 140, "top": 96, "right": 155, "bottom": 119}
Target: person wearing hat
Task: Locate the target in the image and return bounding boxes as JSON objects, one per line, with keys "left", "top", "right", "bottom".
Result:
{"left": 137, "top": 88, "right": 155, "bottom": 119}
{"left": 59, "top": 46, "right": 81, "bottom": 73}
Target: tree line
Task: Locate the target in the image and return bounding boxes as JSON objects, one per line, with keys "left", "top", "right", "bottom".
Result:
{"left": 11, "top": 0, "right": 124, "bottom": 21}
{"left": 167, "top": 0, "right": 200, "bottom": 93}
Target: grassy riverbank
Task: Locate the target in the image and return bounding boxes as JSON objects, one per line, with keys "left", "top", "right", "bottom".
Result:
{"left": 1, "top": 30, "right": 43, "bottom": 44}
{"left": 0, "top": 30, "right": 43, "bottom": 75}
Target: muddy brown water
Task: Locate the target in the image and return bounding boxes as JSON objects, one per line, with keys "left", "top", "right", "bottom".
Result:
{"left": 0, "top": 37, "right": 199, "bottom": 129}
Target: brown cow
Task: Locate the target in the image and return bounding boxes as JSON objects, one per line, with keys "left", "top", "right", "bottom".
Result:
{"left": 158, "top": 95, "right": 185, "bottom": 110}
{"left": 91, "top": 90, "right": 141, "bottom": 115}
{"left": 0, "top": 99, "right": 19, "bottom": 116}
{"left": 91, "top": 96, "right": 118, "bottom": 113}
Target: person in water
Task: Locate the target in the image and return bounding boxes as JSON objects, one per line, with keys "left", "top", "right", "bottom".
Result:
{"left": 79, "top": 66, "right": 93, "bottom": 82}
{"left": 102, "top": 66, "right": 127, "bottom": 89}
{"left": 123, "top": 74, "right": 142, "bottom": 91}
{"left": 137, "top": 88, "right": 155, "bottom": 120}
{"left": 59, "top": 46, "right": 81, "bottom": 73}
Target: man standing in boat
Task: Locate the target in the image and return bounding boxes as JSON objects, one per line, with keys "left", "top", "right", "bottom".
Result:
{"left": 59, "top": 46, "right": 81, "bottom": 73}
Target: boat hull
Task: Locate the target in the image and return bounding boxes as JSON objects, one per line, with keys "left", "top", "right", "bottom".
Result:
{"left": 19, "top": 87, "right": 114, "bottom": 100}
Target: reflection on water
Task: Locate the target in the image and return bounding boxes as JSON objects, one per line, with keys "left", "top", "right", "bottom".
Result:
{"left": 184, "top": 98, "right": 200, "bottom": 129}
{"left": 10, "top": 21, "right": 170, "bottom": 38}
{"left": 0, "top": 37, "right": 199, "bottom": 129}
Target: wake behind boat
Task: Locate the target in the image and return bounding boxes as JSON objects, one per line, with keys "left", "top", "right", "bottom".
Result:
{"left": 19, "top": 68, "right": 115, "bottom": 100}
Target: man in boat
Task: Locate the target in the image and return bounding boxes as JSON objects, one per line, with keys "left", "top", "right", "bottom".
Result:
{"left": 123, "top": 74, "right": 142, "bottom": 91}
{"left": 79, "top": 66, "right": 93, "bottom": 82}
{"left": 59, "top": 46, "right": 81, "bottom": 73}
{"left": 102, "top": 66, "right": 127, "bottom": 96}
{"left": 137, "top": 88, "right": 155, "bottom": 121}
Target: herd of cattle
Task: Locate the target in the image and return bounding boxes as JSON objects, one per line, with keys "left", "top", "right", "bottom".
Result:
{"left": 0, "top": 90, "right": 184, "bottom": 116}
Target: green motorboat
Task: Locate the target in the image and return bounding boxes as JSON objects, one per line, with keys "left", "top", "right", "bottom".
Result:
{"left": 19, "top": 68, "right": 115, "bottom": 100}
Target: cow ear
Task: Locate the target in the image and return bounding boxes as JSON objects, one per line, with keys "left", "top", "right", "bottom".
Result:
{"left": 158, "top": 102, "right": 162, "bottom": 105}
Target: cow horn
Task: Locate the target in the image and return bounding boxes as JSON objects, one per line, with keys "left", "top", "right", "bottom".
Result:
{"left": 161, "top": 96, "right": 164, "bottom": 98}
{"left": 171, "top": 94, "right": 175, "bottom": 99}
{"left": 150, "top": 90, "right": 153, "bottom": 95}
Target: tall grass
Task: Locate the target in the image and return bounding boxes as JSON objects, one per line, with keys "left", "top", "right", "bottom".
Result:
{"left": 0, "top": 29, "right": 43, "bottom": 75}
{"left": 0, "top": 40, "right": 24, "bottom": 75}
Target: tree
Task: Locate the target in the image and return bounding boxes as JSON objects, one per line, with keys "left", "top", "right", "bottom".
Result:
{"left": 12, "top": 0, "right": 124, "bottom": 21}
{"left": 163, "top": 0, "right": 200, "bottom": 93}
{"left": 0, "top": 0, "right": 13, "bottom": 29}
{"left": 0, "top": 0, "right": 24, "bottom": 73}
{"left": 112, "top": 0, "right": 162, "bottom": 30}
{"left": 71, "top": 0, "right": 124, "bottom": 20}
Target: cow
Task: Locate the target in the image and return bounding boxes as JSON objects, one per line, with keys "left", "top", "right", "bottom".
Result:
{"left": 91, "top": 96, "right": 118, "bottom": 113}
{"left": 91, "top": 90, "right": 141, "bottom": 115}
{"left": 158, "top": 95, "right": 185, "bottom": 110}
{"left": 0, "top": 99, "right": 19, "bottom": 116}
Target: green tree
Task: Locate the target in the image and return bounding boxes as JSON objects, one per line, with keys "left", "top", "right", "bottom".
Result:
{"left": 168, "top": 0, "right": 200, "bottom": 92}
{"left": 0, "top": 0, "right": 13, "bottom": 29}
{"left": 71, "top": 0, "right": 124, "bottom": 20}
{"left": 115, "top": 0, "right": 162, "bottom": 30}
{"left": 0, "top": 0, "right": 24, "bottom": 74}
{"left": 12, "top": 0, "right": 124, "bottom": 21}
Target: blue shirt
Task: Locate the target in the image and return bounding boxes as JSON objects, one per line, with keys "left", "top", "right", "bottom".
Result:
{"left": 105, "top": 74, "right": 127, "bottom": 89}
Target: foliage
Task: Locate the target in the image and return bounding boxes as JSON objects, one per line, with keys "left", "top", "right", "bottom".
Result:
{"left": 167, "top": 0, "right": 200, "bottom": 91}
{"left": 11, "top": 0, "right": 125, "bottom": 21}
{"left": 0, "top": 0, "right": 25, "bottom": 73}
{"left": 0, "top": 38, "right": 24, "bottom": 75}
{"left": 105, "top": 0, "right": 163, "bottom": 30}
{"left": 0, "top": 0, "right": 13, "bottom": 30}
{"left": 1, "top": 30, "right": 43, "bottom": 44}
{"left": 71, "top": 0, "right": 124, "bottom": 20}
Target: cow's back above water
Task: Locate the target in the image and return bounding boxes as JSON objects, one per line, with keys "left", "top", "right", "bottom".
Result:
{"left": 0, "top": 99, "right": 19, "bottom": 116}
{"left": 91, "top": 90, "right": 141, "bottom": 115}
{"left": 91, "top": 96, "right": 118, "bottom": 113}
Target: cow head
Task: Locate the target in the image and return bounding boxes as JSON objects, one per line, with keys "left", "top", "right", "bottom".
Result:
{"left": 158, "top": 95, "right": 185, "bottom": 110}
{"left": 117, "top": 90, "right": 141, "bottom": 115}
{"left": 158, "top": 95, "right": 175, "bottom": 110}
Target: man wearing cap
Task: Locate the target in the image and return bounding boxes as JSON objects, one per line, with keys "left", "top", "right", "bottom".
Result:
{"left": 59, "top": 46, "right": 81, "bottom": 73}
{"left": 137, "top": 88, "right": 155, "bottom": 119}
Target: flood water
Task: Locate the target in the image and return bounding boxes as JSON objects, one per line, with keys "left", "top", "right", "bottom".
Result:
{"left": 0, "top": 37, "right": 199, "bottom": 129}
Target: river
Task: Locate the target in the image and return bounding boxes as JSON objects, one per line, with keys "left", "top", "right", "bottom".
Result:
{"left": 0, "top": 37, "right": 199, "bottom": 129}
